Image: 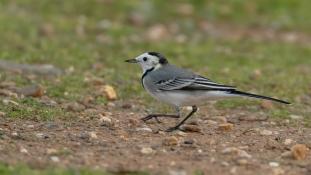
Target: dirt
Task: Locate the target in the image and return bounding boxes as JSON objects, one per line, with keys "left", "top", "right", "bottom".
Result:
{"left": 0, "top": 100, "right": 310, "bottom": 175}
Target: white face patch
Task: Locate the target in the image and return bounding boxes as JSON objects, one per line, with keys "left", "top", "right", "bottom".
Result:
{"left": 135, "top": 52, "right": 161, "bottom": 73}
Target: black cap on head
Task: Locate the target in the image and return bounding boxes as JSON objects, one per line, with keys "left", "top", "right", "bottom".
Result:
{"left": 148, "top": 52, "right": 168, "bottom": 64}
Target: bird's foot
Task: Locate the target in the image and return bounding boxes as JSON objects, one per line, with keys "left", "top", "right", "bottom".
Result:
{"left": 141, "top": 115, "right": 161, "bottom": 123}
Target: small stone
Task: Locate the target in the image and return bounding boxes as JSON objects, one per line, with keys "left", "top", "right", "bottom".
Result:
{"left": 250, "top": 69, "right": 262, "bottom": 80}
{"left": 176, "top": 131, "right": 187, "bottom": 137}
{"left": 210, "top": 116, "right": 227, "bottom": 123}
{"left": 205, "top": 120, "right": 218, "bottom": 125}
{"left": 50, "top": 156, "right": 60, "bottom": 162}
{"left": 180, "top": 124, "right": 201, "bottom": 132}
{"left": 136, "top": 127, "right": 152, "bottom": 133}
{"left": 260, "top": 129, "right": 273, "bottom": 136}
{"left": 269, "top": 162, "right": 279, "bottom": 167}
{"left": 218, "top": 123, "right": 234, "bottom": 132}
{"left": 221, "top": 161, "right": 230, "bottom": 166}
{"left": 64, "top": 102, "right": 85, "bottom": 112}
{"left": 11, "top": 132, "right": 21, "bottom": 139}
{"left": 0, "top": 111, "right": 6, "bottom": 117}
{"left": 36, "top": 133, "right": 49, "bottom": 139}
{"left": 230, "top": 167, "right": 237, "bottom": 174}
{"left": 261, "top": 101, "right": 274, "bottom": 109}
{"left": 236, "top": 159, "right": 248, "bottom": 165}
{"left": 46, "top": 148, "right": 58, "bottom": 155}
{"left": 99, "top": 115, "right": 113, "bottom": 127}
{"left": 291, "top": 144, "right": 309, "bottom": 160}
{"left": 128, "top": 118, "right": 139, "bottom": 126}
{"left": 27, "top": 125, "right": 35, "bottom": 129}
{"left": 222, "top": 147, "right": 252, "bottom": 158}
{"left": 80, "top": 95, "right": 95, "bottom": 106}
{"left": 89, "top": 131, "right": 98, "bottom": 139}
{"left": 102, "top": 85, "right": 117, "bottom": 100}
{"left": 20, "top": 147, "right": 28, "bottom": 154}
{"left": 238, "top": 150, "right": 252, "bottom": 158}
{"left": 222, "top": 147, "right": 239, "bottom": 154}
{"left": 289, "top": 115, "right": 303, "bottom": 120}
{"left": 140, "top": 147, "right": 154, "bottom": 155}
{"left": 272, "top": 168, "right": 285, "bottom": 175}
{"left": 163, "top": 136, "right": 179, "bottom": 146}
{"left": 284, "top": 139, "right": 293, "bottom": 145}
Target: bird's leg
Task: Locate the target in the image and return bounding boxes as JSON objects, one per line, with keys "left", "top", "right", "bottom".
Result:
{"left": 166, "top": 106, "right": 198, "bottom": 132}
{"left": 141, "top": 107, "right": 180, "bottom": 123}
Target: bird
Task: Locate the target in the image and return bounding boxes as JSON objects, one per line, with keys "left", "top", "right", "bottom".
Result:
{"left": 125, "top": 52, "right": 290, "bottom": 132}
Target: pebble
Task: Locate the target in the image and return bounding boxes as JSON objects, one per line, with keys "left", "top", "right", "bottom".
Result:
{"left": 50, "top": 156, "right": 60, "bottom": 162}
{"left": 20, "top": 147, "right": 28, "bottom": 154}
{"left": 163, "top": 136, "right": 179, "bottom": 146}
{"left": 291, "top": 144, "right": 309, "bottom": 160}
{"left": 222, "top": 147, "right": 252, "bottom": 158}
{"left": 176, "top": 131, "right": 187, "bottom": 137}
{"left": 180, "top": 124, "right": 201, "bottom": 132}
{"left": 102, "top": 85, "right": 117, "bottom": 100}
{"left": 140, "top": 147, "right": 154, "bottom": 155}
{"left": 89, "top": 131, "right": 98, "bottom": 139}
{"left": 27, "top": 125, "right": 35, "bottom": 129}
{"left": 260, "top": 101, "right": 274, "bottom": 109}
{"left": 283, "top": 138, "right": 293, "bottom": 145}
{"left": 99, "top": 115, "right": 113, "bottom": 127}
{"left": 272, "top": 168, "right": 285, "bottom": 175}
{"left": 289, "top": 115, "right": 303, "bottom": 120}
{"left": 128, "top": 118, "right": 139, "bottom": 126}
{"left": 260, "top": 129, "right": 273, "bottom": 136}
{"left": 36, "top": 133, "right": 49, "bottom": 139}
{"left": 0, "top": 111, "right": 6, "bottom": 117}
{"left": 269, "top": 162, "right": 279, "bottom": 167}
{"left": 204, "top": 120, "right": 218, "bottom": 125}
{"left": 11, "top": 132, "right": 21, "bottom": 139}
{"left": 46, "top": 148, "right": 58, "bottom": 155}
{"left": 64, "top": 102, "right": 85, "bottom": 112}
{"left": 218, "top": 123, "right": 234, "bottom": 132}
{"left": 210, "top": 116, "right": 227, "bottom": 123}
{"left": 136, "top": 127, "right": 152, "bottom": 133}
{"left": 236, "top": 159, "right": 248, "bottom": 165}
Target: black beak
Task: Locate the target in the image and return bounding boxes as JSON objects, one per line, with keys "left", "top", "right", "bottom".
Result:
{"left": 125, "top": 59, "right": 138, "bottom": 63}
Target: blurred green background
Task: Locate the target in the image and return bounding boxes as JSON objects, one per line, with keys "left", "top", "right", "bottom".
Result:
{"left": 0, "top": 0, "right": 310, "bottom": 174}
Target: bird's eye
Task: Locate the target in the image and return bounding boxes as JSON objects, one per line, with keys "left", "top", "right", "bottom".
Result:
{"left": 143, "top": 57, "right": 147, "bottom": 61}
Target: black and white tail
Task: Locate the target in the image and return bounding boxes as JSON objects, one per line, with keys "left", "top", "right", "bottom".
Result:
{"left": 230, "top": 90, "right": 290, "bottom": 104}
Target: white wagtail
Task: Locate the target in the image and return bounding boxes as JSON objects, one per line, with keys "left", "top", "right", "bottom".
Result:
{"left": 126, "top": 52, "right": 290, "bottom": 132}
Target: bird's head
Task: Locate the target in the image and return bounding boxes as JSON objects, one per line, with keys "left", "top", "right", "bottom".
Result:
{"left": 125, "top": 52, "right": 168, "bottom": 72}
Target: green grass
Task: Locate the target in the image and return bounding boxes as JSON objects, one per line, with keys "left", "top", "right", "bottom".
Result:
{"left": 0, "top": 163, "right": 149, "bottom": 175}
{"left": 0, "top": 0, "right": 310, "bottom": 172}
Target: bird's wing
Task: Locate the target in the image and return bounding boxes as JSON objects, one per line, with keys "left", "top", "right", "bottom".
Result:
{"left": 156, "top": 75, "right": 235, "bottom": 91}
{"left": 149, "top": 64, "right": 235, "bottom": 91}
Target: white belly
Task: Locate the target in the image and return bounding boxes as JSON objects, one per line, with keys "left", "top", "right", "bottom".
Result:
{"left": 149, "top": 90, "right": 234, "bottom": 107}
